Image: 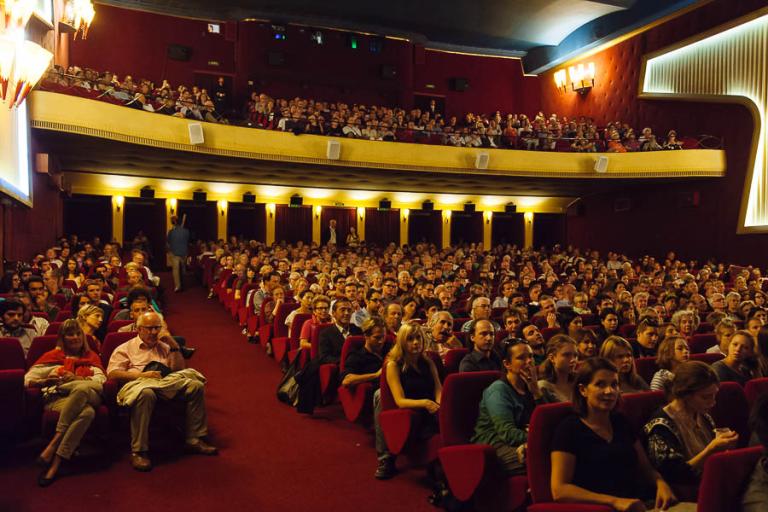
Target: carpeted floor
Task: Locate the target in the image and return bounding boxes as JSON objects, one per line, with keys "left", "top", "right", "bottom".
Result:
{"left": 0, "top": 275, "right": 436, "bottom": 512}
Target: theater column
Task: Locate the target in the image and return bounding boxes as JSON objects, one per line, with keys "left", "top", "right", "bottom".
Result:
{"left": 266, "top": 203, "right": 276, "bottom": 245}
{"left": 313, "top": 205, "right": 322, "bottom": 245}
{"left": 524, "top": 212, "right": 534, "bottom": 249}
{"left": 400, "top": 209, "right": 409, "bottom": 245}
{"left": 442, "top": 210, "right": 451, "bottom": 249}
{"left": 357, "top": 207, "right": 365, "bottom": 241}
{"left": 217, "top": 200, "right": 228, "bottom": 241}
{"left": 112, "top": 196, "right": 124, "bottom": 245}
{"left": 483, "top": 211, "right": 492, "bottom": 250}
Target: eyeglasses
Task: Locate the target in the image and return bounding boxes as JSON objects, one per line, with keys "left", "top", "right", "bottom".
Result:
{"left": 139, "top": 325, "right": 162, "bottom": 331}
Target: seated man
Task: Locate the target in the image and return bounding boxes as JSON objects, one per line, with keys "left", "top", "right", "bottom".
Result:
{"left": 27, "top": 276, "right": 59, "bottom": 322}
{"left": 118, "top": 298, "right": 194, "bottom": 359}
{"left": 461, "top": 296, "right": 501, "bottom": 333}
{"left": 460, "top": 319, "right": 502, "bottom": 373}
{"left": 114, "top": 287, "right": 160, "bottom": 321}
{"left": 0, "top": 299, "right": 37, "bottom": 355}
{"left": 631, "top": 319, "right": 659, "bottom": 358}
{"left": 106, "top": 312, "right": 216, "bottom": 471}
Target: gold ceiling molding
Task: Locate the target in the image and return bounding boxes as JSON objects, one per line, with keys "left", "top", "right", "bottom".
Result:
{"left": 640, "top": 6, "right": 768, "bottom": 234}
{"left": 29, "top": 90, "right": 725, "bottom": 180}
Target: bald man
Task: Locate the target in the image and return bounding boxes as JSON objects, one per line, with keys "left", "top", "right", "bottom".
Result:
{"left": 107, "top": 312, "right": 216, "bottom": 472}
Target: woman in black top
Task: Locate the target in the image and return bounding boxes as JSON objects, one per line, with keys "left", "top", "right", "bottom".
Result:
{"left": 551, "top": 357, "right": 680, "bottom": 511}
{"left": 385, "top": 321, "right": 442, "bottom": 436}
{"left": 594, "top": 307, "right": 619, "bottom": 347}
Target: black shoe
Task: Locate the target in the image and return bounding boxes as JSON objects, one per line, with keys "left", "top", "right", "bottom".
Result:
{"left": 181, "top": 347, "right": 196, "bottom": 359}
{"left": 37, "top": 469, "right": 57, "bottom": 487}
{"left": 374, "top": 458, "right": 397, "bottom": 480}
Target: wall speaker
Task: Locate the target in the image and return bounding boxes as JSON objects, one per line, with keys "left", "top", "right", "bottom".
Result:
{"left": 379, "top": 199, "right": 391, "bottom": 210}
{"left": 505, "top": 203, "right": 517, "bottom": 213}
{"left": 464, "top": 202, "right": 476, "bottom": 213}
{"left": 327, "top": 140, "right": 341, "bottom": 160}
{"left": 268, "top": 51, "right": 285, "bottom": 66}
{"left": 594, "top": 156, "right": 609, "bottom": 173}
{"left": 188, "top": 123, "right": 205, "bottom": 145}
{"left": 422, "top": 200, "right": 434, "bottom": 211}
{"left": 140, "top": 187, "right": 155, "bottom": 199}
{"left": 193, "top": 191, "right": 207, "bottom": 202}
{"left": 475, "top": 152, "right": 489, "bottom": 170}
{"left": 242, "top": 192, "right": 255, "bottom": 204}
{"left": 167, "top": 44, "right": 192, "bottom": 61}
{"left": 290, "top": 195, "right": 303, "bottom": 207}
{"left": 380, "top": 64, "right": 397, "bottom": 80}
{"left": 450, "top": 77, "right": 469, "bottom": 91}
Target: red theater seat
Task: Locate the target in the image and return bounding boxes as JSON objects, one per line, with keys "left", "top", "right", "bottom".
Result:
{"left": 689, "top": 333, "right": 717, "bottom": 354}
{"left": 443, "top": 348, "right": 469, "bottom": 375}
{"left": 337, "top": 335, "right": 374, "bottom": 422}
{"left": 634, "top": 357, "right": 658, "bottom": 385}
{"left": 273, "top": 313, "right": 312, "bottom": 365}
{"left": 744, "top": 377, "right": 768, "bottom": 407}
{"left": 45, "top": 322, "right": 62, "bottom": 335}
{"left": 710, "top": 382, "right": 750, "bottom": 446}
{"left": 690, "top": 352, "right": 723, "bottom": 365}
{"left": 107, "top": 320, "right": 134, "bottom": 333}
{"left": 438, "top": 371, "right": 527, "bottom": 510}
{"left": 541, "top": 327, "right": 561, "bottom": 342}
{"left": 697, "top": 447, "right": 762, "bottom": 512}
{"left": 26, "top": 336, "right": 58, "bottom": 368}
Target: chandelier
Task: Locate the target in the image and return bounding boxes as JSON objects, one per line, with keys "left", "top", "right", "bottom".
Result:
{"left": 63, "top": 0, "right": 95, "bottom": 39}
{"left": 0, "top": 35, "right": 53, "bottom": 108}
{"left": 1, "top": 0, "right": 35, "bottom": 32}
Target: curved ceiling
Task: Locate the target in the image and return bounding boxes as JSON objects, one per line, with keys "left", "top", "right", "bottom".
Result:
{"left": 98, "top": 0, "right": 705, "bottom": 69}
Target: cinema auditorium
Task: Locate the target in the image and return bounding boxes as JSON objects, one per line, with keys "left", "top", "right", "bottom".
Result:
{"left": 2, "top": 0, "right": 768, "bottom": 510}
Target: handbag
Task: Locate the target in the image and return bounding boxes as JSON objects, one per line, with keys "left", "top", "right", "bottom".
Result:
{"left": 276, "top": 349, "right": 303, "bottom": 407}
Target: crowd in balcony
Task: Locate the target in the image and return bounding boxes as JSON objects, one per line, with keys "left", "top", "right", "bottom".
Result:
{"left": 39, "top": 66, "right": 692, "bottom": 152}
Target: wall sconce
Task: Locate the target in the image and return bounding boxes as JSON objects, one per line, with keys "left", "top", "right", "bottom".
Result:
{"left": 444, "top": 210, "right": 452, "bottom": 223}
{"left": 524, "top": 211, "right": 534, "bottom": 223}
{"left": 314, "top": 205, "right": 322, "bottom": 219}
{"left": 168, "top": 198, "right": 177, "bottom": 214}
{"left": 61, "top": 0, "right": 96, "bottom": 40}
{"left": 357, "top": 207, "right": 365, "bottom": 220}
{"left": 217, "top": 200, "right": 227, "bottom": 216}
{"left": 267, "top": 203, "right": 275, "bottom": 218}
{"left": 484, "top": 211, "right": 493, "bottom": 224}
{"left": 554, "top": 69, "right": 568, "bottom": 93}
{"left": 114, "top": 195, "right": 124, "bottom": 212}
{"left": 402, "top": 208, "right": 409, "bottom": 222}
{"left": 567, "top": 62, "right": 595, "bottom": 94}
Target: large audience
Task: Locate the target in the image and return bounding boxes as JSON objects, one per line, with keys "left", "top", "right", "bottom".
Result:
{"left": 3, "top": 228, "right": 768, "bottom": 511}
{"left": 39, "top": 66, "right": 692, "bottom": 152}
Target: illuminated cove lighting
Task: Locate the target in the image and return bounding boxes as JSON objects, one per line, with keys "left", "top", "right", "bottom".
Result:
{"left": 641, "top": 11, "right": 768, "bottom": 231}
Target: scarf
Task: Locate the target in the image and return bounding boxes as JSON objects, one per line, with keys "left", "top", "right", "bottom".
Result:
{"left": 34, "top": 347, "right": 103, "bottom": 377}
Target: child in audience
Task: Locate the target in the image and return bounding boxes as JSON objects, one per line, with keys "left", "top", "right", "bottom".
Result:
{"left": 650, "top": 336, "right": 690, "bottom": 391}
{"left": 711, "top": 330, "right": 757, "bottom": 386}
{"left": 599, "top": 336, "right": 650, "bottom": 393}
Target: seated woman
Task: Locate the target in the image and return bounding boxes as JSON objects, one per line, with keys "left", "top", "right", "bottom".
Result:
{"left": 574, "top": 328, "right": 598, "bottom": 362}
{"left": 670, "top": 310, "right": 698, "bottom": 339}
{"left": 262, "top": 286, "right": 286, "bottom": 326}
{"left": 24, "top": 320, "right": 105, "bottom": 486}
{"left": 472, "top": 338, "right": 551, "bottom": 475}
{"left": 400, "top": 295, "right": 419, "bottom": 324}
{"left": 285, "top": 289, "right": 313, "bottom": 338}
{"left": 538, "top": 335, "right": 578, "bottom": 402}
{"left": 711, "top": 330, "right": 758, "bottom": 386}
{"left": 645, "top": 361, "right": 738, "bottom": 501}
{"left": 706, "top": 319, "right": 736, "bottom": 355}
{"left": 551, "top": 358, "right": 685, "bottom": 511}
{"left": 380, "top": 321, "right": 442, "bottom": 478}
{"left": 599, "top": 336, "right": 650, "bottom": 393}
{"left": 76, "top": 304, "right": 104, "bottom": 351}
{"left": 63, "top": 259, "right": 85, "bottom": 289}
{"left": 651, "top": 336, "right": 690, "bottom": 392}
{"left": 594, "top": 307, "right": 619, "bottom": 347}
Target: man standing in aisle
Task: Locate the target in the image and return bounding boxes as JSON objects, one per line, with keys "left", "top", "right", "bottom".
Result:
{"left": 167, "top": 215, "right": 190, "bottom": 292}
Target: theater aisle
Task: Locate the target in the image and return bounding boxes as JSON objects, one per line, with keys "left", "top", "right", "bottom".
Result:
{"left": 0, "top": 276, "right": 435, "bottom": 512}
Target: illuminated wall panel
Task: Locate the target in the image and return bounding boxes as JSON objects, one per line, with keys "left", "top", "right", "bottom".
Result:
{"left": 641, "top": 9, "right": 768, "bottom": 232}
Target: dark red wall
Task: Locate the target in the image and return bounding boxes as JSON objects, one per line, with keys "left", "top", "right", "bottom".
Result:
{"left": 70, "top": 5, "right": 539, "bottom": 117}
{"left": 538, "top": 0, "right": 768, "bottom": 264}
{"left": 1, "top": 172, "right": 64, "bottom": 262}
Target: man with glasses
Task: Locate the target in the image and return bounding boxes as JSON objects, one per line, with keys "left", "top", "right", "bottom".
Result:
{"left": 352, "top": 288, "right": 383, "bottom": 328}
{"left": 461, "top": 296, "right": 500, "bottom": 333}
{"left": 381, "top": 278, "right": 398, "bottom": 305}
{"left": 107, "top": 312, "right": 217, "bottom": 472}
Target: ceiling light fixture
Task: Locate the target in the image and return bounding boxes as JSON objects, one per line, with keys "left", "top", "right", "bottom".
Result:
{"left": 0, "top": 35, "right": 53, "bottom": 108}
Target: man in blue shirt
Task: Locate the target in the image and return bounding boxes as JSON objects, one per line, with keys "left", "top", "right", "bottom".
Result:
{"left": 167, "top": 215, "right": 190, "bottom": 292}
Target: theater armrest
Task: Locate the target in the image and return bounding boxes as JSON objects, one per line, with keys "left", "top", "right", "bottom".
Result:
{"left": 337, "top": 382, "right": 372, "bottom": 422}
{"left": 379, "top": 408, "right": 415, "bottom": 455}
{"left": 319, "top": 363, "right": 339, "bottom": 395}
{"left": 0, "top": 369, "right": 24, "bottom": 436}
{"left": 438, "top": 444, "right": 496, "bottom": 501}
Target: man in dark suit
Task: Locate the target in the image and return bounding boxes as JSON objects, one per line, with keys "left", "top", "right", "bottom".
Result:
{"left": 298, "top": 298, "right": 361, "bottom": 414}
{"left": 318, "top": 298, "right": 361, "bottom": 364}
